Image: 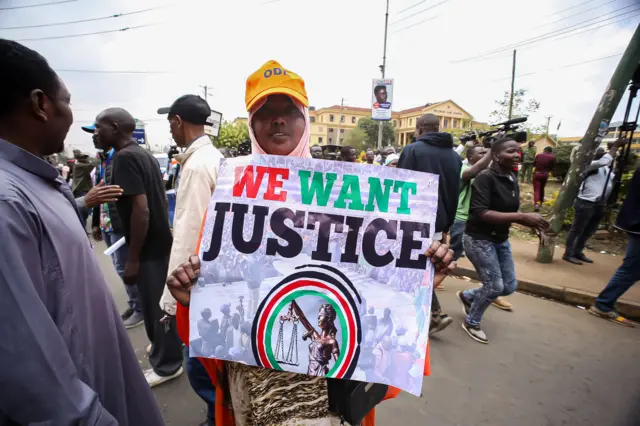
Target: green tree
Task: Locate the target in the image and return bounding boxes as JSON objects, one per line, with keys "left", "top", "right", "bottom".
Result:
{"left": 343, "top": 127, "right": 368, "bottom": 152}
{"left": 215, "top": 121, "right": 249, "bottom": 149}
{"left": 356, "top": 117, "right": 396, "bottom": 147}
{"left": 490, "top": 89, "right": 542, "bottom": 132}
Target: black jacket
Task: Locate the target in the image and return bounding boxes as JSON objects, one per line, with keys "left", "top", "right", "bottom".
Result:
{"left": 616, "top": 166, "right": 640, "bottom": 234}
{"left": 397, "top": 132, "right": 462, "bottom": 235}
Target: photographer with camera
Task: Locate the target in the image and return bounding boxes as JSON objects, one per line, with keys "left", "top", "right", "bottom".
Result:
{"left": 562, "top": 139, "right": 623, "bottom": 265}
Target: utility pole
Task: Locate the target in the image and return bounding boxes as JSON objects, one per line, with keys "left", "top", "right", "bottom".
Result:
{"left": 336, "top": 97, "right": 345, "bottom": 145}
{"left": 508, "top": 49, "right": 517, "bottom": 120}
{"left": 377, "top": 0, "right": 390, "bottom": 150}
{"left": 536, "top": 24, "right": 640, "bottom": 263}
{"left": 199, "top": 85, "right": 212, "bottom": 100}
{"left": 545, "top": 115, "right": 553, "bottom": 135}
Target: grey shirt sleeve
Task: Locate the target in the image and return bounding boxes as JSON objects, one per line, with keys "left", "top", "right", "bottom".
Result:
{"left": 0, "top": 196, "right": 116, "bottom": 425}
{"left": 76, "top": 195, "right": 87, "bottom": 209}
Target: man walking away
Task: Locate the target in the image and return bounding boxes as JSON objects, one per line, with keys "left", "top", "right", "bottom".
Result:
{"left": 87, "top": 123, "right": 144, "bottom": 328}
{"left": 71, "top": 150, "right": 94, "bottom": 227}
{"left": 0, "top": 38, "right": 164, "bottom": 425}
{"left": 563, "top": 141, "right": 621, "bottom": 265}
{"left": 520, "top": 140, "right": 536, "bottom": 183}
{"left": 158, "top": 94, "right": 223, "bottom": 426}
{"left": 532, "top": 146, "right": 556, "bottom": 211}
{"left": 95, "top": 107, "right": 184, "bottom": 387}
{"left": 398, "top": 113, "right": 462, "bottom": 334}
{"left": 588, "top": 165, "right": 640, "bottom": 327}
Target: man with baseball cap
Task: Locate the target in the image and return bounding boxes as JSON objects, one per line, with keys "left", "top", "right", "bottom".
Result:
{"left": 158, "top": 94, "right": 223, "bottom": 425}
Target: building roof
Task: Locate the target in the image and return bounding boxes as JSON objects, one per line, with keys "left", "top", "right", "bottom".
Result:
{"left": 317, "top": 105, "right": 371, "bottom": 113}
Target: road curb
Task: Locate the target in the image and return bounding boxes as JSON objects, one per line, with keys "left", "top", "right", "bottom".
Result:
{"left": 452, "top": 266, "right": 640, "bottom": 321}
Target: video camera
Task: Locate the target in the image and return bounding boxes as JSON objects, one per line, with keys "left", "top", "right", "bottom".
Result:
{"left": 458, "top": 132, "right": 477, "bottom": 144}
{"left": 479, "top": 117, "right": 528, "bottom": 146}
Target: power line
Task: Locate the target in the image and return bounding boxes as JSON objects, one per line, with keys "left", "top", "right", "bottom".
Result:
{"left": 0, "top": 0, "right": 76, "bottom": 10}
{"left": 394, "top": 0, "right": 430, "bottom": 15}
{"left": 391, "top": 15, "right": 438, "bottom": 33}
{"left": 540, "top": 0, "right": 598, "bottom": 18}
{"left": 452, "top": 6, "right": 640, "bottom": 62}
{"left": 536, "top": 0, "right": 619, "bottom": 30}
{"left": 0, "top": 5, "right": 168, "bottom": 30}
{"left": 15, "top": 23, "right": 161, "bottom": 42}
{"left": 390, "top": 0, "right": 449, "bottom": 25}
{"left": 489, "top": 53, "right": 623, "bottom": 82}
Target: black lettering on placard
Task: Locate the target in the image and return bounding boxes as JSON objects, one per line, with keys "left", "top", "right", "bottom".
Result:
{"left": 307, "top": 212, "right": 345, "bottom": 262}
{"left": 231, "top": 204, "right": 269, "bottom": 254}
{"left": 266, "top": 208, "right": 305, "bottom": 258}
{"left": 341, "top": 216, "right": 364, "bottom": 263}
{"left": 202, "top": 203, "right": 232, "bottom": 261}
{"left": 362, "top": 218, "right": 397, "bottom": 267}
{"left": 396, "top": 221, "right": 430, "bottom": 269}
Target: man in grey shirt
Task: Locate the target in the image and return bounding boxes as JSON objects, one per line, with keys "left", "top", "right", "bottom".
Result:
{"left": 0, "top": 39, "right": 164, "bottom": 425}
{"left": 563, "top": 141, "right": 621, "bottom": 265}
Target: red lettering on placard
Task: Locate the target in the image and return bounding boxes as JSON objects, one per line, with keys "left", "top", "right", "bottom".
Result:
{"left": 233, "top": 166, "right": 268, "bottom": 199}
{"left": 264, "top": 167, "right": 289, "bottom": 201}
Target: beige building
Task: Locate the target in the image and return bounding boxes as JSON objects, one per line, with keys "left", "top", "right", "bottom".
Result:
{"left": 306, "top": 100, "right": 474, "bottom": 147}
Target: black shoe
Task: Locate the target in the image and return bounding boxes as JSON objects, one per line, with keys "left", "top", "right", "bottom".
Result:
{"left": 576, "top": 253, "right": 594, "bottom": 264}
{"left": 562, "top": 255, "right": 583, "bottom": 265}
{"left": 456, "top": 291, "right": 471, "bottom": 316}
{"left": 121, "top": 307, "right": 134, "bottom": 321}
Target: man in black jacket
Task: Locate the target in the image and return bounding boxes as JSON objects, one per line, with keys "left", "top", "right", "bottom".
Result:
{"left": 398, "top": 113, "right": 462, "bottom": 335}
{"left": 588, "top": 166, "right": 640, "bottom": 327}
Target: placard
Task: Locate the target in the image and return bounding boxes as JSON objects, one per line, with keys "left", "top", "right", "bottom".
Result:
{"left": 190, "top": 155, "right": 438, "bottom": 395}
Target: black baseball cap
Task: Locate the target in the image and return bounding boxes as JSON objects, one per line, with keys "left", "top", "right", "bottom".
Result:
{"left": 157, "top": 94, "right": 212, "bottom": 125}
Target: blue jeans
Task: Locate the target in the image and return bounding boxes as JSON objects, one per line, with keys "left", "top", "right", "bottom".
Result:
{"left": 449, "top": 219, "right": 466, "bottom": 260}
{"left": 184, "top": 346, "right": 215, "bottom": 425}
{"left": 103, "top": 231, "right": 141, "bottom": 313}
{"left": 595, "top": 232, "right": 640, "bottom": 313}
{"left": 462, "top": 234, "right": 518, "bottom": 326}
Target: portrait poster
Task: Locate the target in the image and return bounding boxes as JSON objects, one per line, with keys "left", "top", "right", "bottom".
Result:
{"left": 189, "top": 154, "right": 438, "bottom": 396}
{"left": 371, "top": 78, "right": 393, "bottom": 121}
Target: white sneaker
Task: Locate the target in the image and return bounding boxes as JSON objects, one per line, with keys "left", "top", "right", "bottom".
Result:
{"left": 146, "top": 343, "right": 152, "bottom": 355}
{"left": 144, "top": 366, "right": 183, "bottom": 388}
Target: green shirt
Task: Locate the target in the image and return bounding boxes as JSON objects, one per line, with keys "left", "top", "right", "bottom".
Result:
{"left": 523, "top": 146, "right": 537, "bottom": 163}
{"left": 455, "top": 164, "right": 473, "bottom": 221}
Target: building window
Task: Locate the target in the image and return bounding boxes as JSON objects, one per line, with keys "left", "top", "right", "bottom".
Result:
{"left": 330, "top": 115, "right": 334, "bottom": 122}
{"left": 321, "top": 116, "right": 324, "bottom": 122}
{"left": 328, "top": 128, "right": 334, "bottom": 133}
{"left": 401, "top": 133, "right": 405, "bottom": 144}
{"left": 310, "top": 116, "right": 316, "bottom": 123}
{"left": 340, "top": 129, "right": 344, "bottom": 134}
{"left": 443, "top": 118, "right": 449, "bottom": 128}
{"left": 340, "top": 115, "right": 345, "bottom": 123}
{"left": 352, "top": 116, "right": 356, "bottom": 124}
{"left": 318, "top": 137, "right": 323, "bottom": 143}
{"left": 340, "top": 137, "right": 344, "bottom": 143}
{"left": 452, "top": 119, "right": 457, "bottom": 128}
{"left": 409, "top": 118, "right": 413, "bottom": 126}
{"left": 329, "top": 137, "right": 333, "bottom": 143}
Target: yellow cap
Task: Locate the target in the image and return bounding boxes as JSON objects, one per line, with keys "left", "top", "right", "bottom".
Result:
{"left": 245, "top": 60, "right": 308, "bottom": 112}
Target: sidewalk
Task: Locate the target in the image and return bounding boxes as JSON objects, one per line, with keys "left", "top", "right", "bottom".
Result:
{"left": 453, "top": 238, "right": 640, "bottom": 321}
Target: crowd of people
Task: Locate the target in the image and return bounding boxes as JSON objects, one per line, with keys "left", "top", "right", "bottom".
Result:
{"left": 1, "top": 36, "right": 638, "bottom": 426}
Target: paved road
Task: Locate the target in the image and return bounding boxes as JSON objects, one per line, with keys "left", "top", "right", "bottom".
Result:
{"left": 95, "top": 243, "right": 640, "bottom": 426}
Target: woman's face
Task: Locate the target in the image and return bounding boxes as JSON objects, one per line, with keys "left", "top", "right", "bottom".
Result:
{"left": 318, "top": 314, "right": 330, "bottom": 329}
{"left": 252, "top": 94, "right": 306, "bottom": 156}
{"left": 494, "top": 140, "right": 521, "bottom": 169}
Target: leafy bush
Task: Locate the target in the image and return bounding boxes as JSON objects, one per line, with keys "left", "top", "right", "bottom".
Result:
{"left": 551, "top": 144, "right": 574, "bottom": 181}
{"left": 543, "top": 191, "right": 574, "bottom": 226}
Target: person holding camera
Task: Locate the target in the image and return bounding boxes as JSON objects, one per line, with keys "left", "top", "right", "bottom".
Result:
{"left": 563, "top": 140, "right": 622, "bottom": 265}
{"left": 456, "top": 138, "right": 549, "bottom": 344}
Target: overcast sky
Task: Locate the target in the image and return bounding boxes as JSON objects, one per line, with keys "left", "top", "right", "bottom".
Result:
{"left": 1, "top": 0, "right": 638, "bottom": 152}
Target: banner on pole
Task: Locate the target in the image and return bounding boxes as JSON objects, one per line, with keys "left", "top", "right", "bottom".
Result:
{"left": 371, "top": 78, "right": 394, "bottom": 121}
{"left": 190, "top": 155, "right": 438, "bottom": 396}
